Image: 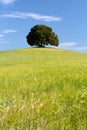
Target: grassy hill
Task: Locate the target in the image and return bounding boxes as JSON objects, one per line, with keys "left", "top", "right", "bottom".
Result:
{"left": 0, "top": 48, "right": 87, "bottom": 130}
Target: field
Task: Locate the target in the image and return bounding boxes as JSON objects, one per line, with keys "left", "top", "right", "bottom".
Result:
{"left": 0, "top": 48, "right": 87, "bottom": 130}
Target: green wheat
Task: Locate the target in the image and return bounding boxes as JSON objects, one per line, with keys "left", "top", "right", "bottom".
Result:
{"left": 0, "top": 48, "right": 87, "bottom": 130}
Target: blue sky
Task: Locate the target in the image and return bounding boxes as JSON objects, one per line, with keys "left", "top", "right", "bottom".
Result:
{"left": 0, "top": 0, "right": 87, "bottom": 53}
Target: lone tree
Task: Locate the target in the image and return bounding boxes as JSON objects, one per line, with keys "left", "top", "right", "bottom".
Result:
{"left": 26, "top": 24, "right": 59, "bottom": 47}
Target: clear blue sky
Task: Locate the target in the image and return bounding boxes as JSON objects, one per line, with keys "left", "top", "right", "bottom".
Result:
{"left": 0, "top": 0, "right": 87, "bottom": 53}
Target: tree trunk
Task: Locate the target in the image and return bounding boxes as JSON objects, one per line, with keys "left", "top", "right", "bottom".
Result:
{"left": 39, "top": 42, "right": 45, "bottom": 47}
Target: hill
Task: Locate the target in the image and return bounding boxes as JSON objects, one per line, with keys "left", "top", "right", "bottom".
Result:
{"left": 0, "top": 48, "right": 87, "bottom": 129}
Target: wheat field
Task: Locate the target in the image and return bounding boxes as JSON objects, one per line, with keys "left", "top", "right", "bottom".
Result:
{"left": 0, "top": 48, "right": 87, "bottom": 130}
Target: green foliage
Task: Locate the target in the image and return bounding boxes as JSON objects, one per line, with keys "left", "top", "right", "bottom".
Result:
{"left": 26, "top": 24, "right": 59, "bottom": 47}
{"left": 0, "top": 48, "right": 87, "bottom": 129}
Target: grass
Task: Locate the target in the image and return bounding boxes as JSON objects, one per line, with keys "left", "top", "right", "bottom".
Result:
{"left": 0, "top": 48, "right": 87, "bottom": 130}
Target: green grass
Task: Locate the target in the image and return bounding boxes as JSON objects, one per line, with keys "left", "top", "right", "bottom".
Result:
{"left": 0, "top": 48, "right": 87, "bottom": 130}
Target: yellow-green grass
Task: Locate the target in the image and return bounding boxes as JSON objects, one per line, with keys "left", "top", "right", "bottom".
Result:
{"left": 0, "top": 48, "right": 87, "bottom": 130}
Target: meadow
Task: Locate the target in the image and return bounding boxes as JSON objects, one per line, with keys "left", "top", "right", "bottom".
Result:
{"left": 0, "top": 48, "right": 87, "bottom": 130}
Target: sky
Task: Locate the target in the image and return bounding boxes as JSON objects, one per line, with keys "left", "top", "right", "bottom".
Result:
{"left": 0, "top": 0, "right": 87, "bottom": 53}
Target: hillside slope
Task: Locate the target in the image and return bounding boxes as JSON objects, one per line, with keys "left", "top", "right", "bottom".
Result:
{"left": 0, "top": 48, "right": 87, "bottom": 130}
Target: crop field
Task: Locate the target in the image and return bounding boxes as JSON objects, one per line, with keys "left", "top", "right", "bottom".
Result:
{"left": 0, "top": 48, "right": 87, "bottom": 130}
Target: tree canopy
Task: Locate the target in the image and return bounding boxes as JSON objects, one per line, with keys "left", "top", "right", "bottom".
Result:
{"left": 26, "top": 24, "right": 59, "bottom": 47}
